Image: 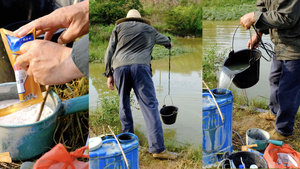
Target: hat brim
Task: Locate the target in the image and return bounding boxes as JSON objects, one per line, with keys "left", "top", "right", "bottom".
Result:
{"left": 115, "top": 17, "right": 151, "bottom": 26}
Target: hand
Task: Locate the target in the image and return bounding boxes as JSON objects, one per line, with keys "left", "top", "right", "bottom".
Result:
{"left": 107, "top": 76, "right": 115, "bottom": 90}
{"left": 240, "top": 12, "right": 255, "bottom": 30}
{"left": 247, "top": 33, "right": 263, "bottom": 49}
{"left": 15, "top": 40, "right": 83, "bottom": 85}
{"left": 14, "top": 0, "right": 89, "bottom": 44}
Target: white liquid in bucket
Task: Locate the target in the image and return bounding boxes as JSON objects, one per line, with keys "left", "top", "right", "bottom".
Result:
{"left": 217, "top": 63, "right": 250, "bottom": 92}
{"left": 0, "top": 100, "right": 54, "bottom": 125}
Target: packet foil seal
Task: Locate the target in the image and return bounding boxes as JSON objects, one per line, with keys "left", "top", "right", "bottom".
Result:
{"left": 0, "top": 28, "right": 43, "bottom": 116}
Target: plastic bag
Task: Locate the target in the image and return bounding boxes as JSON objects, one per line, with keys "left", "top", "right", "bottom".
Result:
{"left": 33, "top": 143, "right": 89, "bottom": 169}
{"left": 264, "top": 143, "right": 300, "bottom": 168}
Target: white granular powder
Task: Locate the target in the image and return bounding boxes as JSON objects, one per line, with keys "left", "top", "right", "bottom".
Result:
{"left": 0, "top": 100, "right": 54, "bottom": 125}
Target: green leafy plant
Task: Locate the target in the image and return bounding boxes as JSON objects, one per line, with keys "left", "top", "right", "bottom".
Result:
{"left": 89, "top": 0, "right": 144, "bottom": 25}
{"left": 165, "top": 5, "right": 202, "bottom": 37}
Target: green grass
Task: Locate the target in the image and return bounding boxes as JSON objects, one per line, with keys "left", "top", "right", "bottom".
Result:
{"left": 203, "top": 4, "right": 256, "bottom": 21}
{"left": 203, "top": 0, "right": 256, "bottom": 21}
{"left": 89, "top": 91, "right": 121, "bottom": 135}
{"left": 202, "top": 0, "right": 256, "bottom": 7}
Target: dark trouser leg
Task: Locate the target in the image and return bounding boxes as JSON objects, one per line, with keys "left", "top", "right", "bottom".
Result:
{"left": 270, "top": 59, "right": 300, "bottom": 136}
{"left": 130, "top": 64, "right": 165, "bottom": 153}
{"left": 269, "top": 58, "right": 281, "bottom": 116}
{"left": 113, "top": 66, "right": 134, "bottom": 133}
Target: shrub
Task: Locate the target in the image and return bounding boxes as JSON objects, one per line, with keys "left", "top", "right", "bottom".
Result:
{"left": 165, "top": 5, "right": 202, "bottom": 37}
{"left": 89, "top": 0, "right": 144, "bottom": 25}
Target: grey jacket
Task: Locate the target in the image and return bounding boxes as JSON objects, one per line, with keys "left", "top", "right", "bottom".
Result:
{"left": 103, "top": 21, "right": 171, "bottom": 77}
{"left": 254, "top": 0, "right": 300, "bottom": 60}
{"left": 72, "top": 34, "right": 89, "bottom": 78}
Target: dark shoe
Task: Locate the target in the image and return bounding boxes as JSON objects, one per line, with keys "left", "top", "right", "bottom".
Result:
{"left": 269, "top": 129, "right": 291, "bottom": 141}
{"left": 258, "top": 110, "right": 276, "bottom": 121}
{"left": 152, "top": 150, "right": 177, "bottom": 160}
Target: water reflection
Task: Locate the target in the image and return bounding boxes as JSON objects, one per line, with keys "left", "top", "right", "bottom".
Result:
{"left": 89, "top": 38, "right": 203, "bottom": 145}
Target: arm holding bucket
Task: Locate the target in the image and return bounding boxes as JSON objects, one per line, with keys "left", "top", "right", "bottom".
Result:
{"left": 246, "top": 32, "right": 263, "bottom": 49}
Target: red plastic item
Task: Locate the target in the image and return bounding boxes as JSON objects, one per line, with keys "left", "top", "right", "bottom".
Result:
{"left": 33, "top": 143, "right": 88, "bottom": 169}
{"left": 264, "top": 143, "right": 300, "bottom": 168}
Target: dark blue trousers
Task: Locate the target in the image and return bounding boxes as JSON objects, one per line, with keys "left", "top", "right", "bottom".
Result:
{"left": 269, "top": 58, "right": 300, "bottom": 136}
{"left": 113, "top": 64, "right": 165, "bottom": 153}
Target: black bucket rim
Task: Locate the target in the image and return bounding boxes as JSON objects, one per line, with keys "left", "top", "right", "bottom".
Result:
{"left": 222, "top": 151, "right": 268, "bottom": 169}
{"left": 223, "top": 49, "right": 262, "bottom": 89}
{"left": 223, "top": 48, "right": 262, "bottom": 73}
{"left": 160, "top": 105, "right": 178, "bottom": 116}
{"left": 160, "top": 105, "right": 178, "bottom": 125}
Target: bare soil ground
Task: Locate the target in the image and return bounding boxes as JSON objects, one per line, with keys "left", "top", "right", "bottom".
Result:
{"left": 232, "top": 105, "right": 300, "bottom": 152}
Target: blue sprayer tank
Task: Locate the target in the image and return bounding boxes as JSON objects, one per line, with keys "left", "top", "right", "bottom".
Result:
{"left": 202, "top": 89, "right": 233, "bottom": 167}
{"left": 89, "top": 132, "right": 139, "bottom": 169}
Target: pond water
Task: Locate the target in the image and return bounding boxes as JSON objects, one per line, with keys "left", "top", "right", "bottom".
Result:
{"left": 203, "top": 20, "right": 273, "bottom": 100}
{"left": 89, "top": 37, "right": 203, "bottom": 145}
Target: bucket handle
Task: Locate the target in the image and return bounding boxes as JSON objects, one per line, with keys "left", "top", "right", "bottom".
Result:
{"left": 231, "top": 24, "right": 252, "bottom": 52}
{"left": 163, "top": 94, "right": 174, "bottom": 106}
{"left": 229, "top": 24, "right": 259, "bottom": 64}
{"left": 58, "top": 94, "right": 89, "bottom": 117}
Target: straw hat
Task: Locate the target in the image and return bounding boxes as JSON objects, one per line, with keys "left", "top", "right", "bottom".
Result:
{"left": 115, "top": 9, "right": 151, "bottom": 25}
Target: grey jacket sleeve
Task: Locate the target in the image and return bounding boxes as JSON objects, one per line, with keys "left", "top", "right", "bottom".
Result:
{"left": 155, "top": 32, "right": 171, "bottom": 49}
{"left": 103, "top": 27, "right": 118, "bottom": 77}
{"left": 71, "top": 34, "right": 89, "bottom": 78}
{"left": 253, "top": 0, "right": 269, "bottom": 34}
{"left": 254, "top": 0, "right": 300, "bottom": 30}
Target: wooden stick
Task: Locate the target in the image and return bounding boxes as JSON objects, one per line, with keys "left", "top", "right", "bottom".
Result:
{"left": 36, "top": 85, "right": 50, "bottom": 122}
{"left": 202, "top": 80, "right": 224, "bottom": 123}
{"left": 108, "top": 126, "right": 130, "bottom": 169}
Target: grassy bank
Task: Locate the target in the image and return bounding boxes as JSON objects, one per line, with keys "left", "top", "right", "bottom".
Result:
{"left": 89, "top": 92, "right": 203, "bottom": 168}
{"left": 203, "top": 0, "right": 256, "bottom": 20}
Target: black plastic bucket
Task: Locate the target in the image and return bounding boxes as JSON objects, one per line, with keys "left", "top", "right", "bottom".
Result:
{"left": 223, "top": 25, "right": 262, "bottom": 89}
{"left": 222, "top": 151, "right": 268, "bottom": 169}
{"left": 160, "top": 105, "right": 178, "bottom": 125}
{"left": 223, "top": 49, "right": 261, "bottom": 89}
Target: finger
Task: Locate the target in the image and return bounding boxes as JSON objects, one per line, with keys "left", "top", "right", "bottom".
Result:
{"left": 13, "top": 23, "right": 34, "bottom": 37}
{"left": 57, "top": 22, "right": 88, "bottom": 44}
{"left": 26, "top": 65, "right": 33, "bottom": 77}
{"left": 15, "top": 53, "right": 30, "bottom": 71}
{"left": 57, "top": 28, "right": 78, "bottom": 44}
{"left": 44, "top": 31, "right": 55, "bottom": 41}
{"left": 246, "top": 40, "right": 251, "bottom": 49}
{"left": 16, "top": 42, "right": 32, "bottom": 70}
{"left": 14, "top": 15, "right": 54, "bottom": 37}
{"left": 14, "top": 19, "right": 42, "bottom": 37}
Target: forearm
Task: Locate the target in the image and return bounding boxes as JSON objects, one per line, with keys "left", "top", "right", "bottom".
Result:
{"left": 104, "top": 29, "right": 117, "bottom": 77}
{"left": 155, "top": 32, "right": 171, "bottom": 48}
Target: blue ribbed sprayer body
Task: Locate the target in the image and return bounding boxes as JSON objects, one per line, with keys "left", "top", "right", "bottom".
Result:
{"left": 89, "top": 132, "right": 139, "bottom": 169}
{"left": 202, "top": 89, "right": 233, "bottom": 167}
